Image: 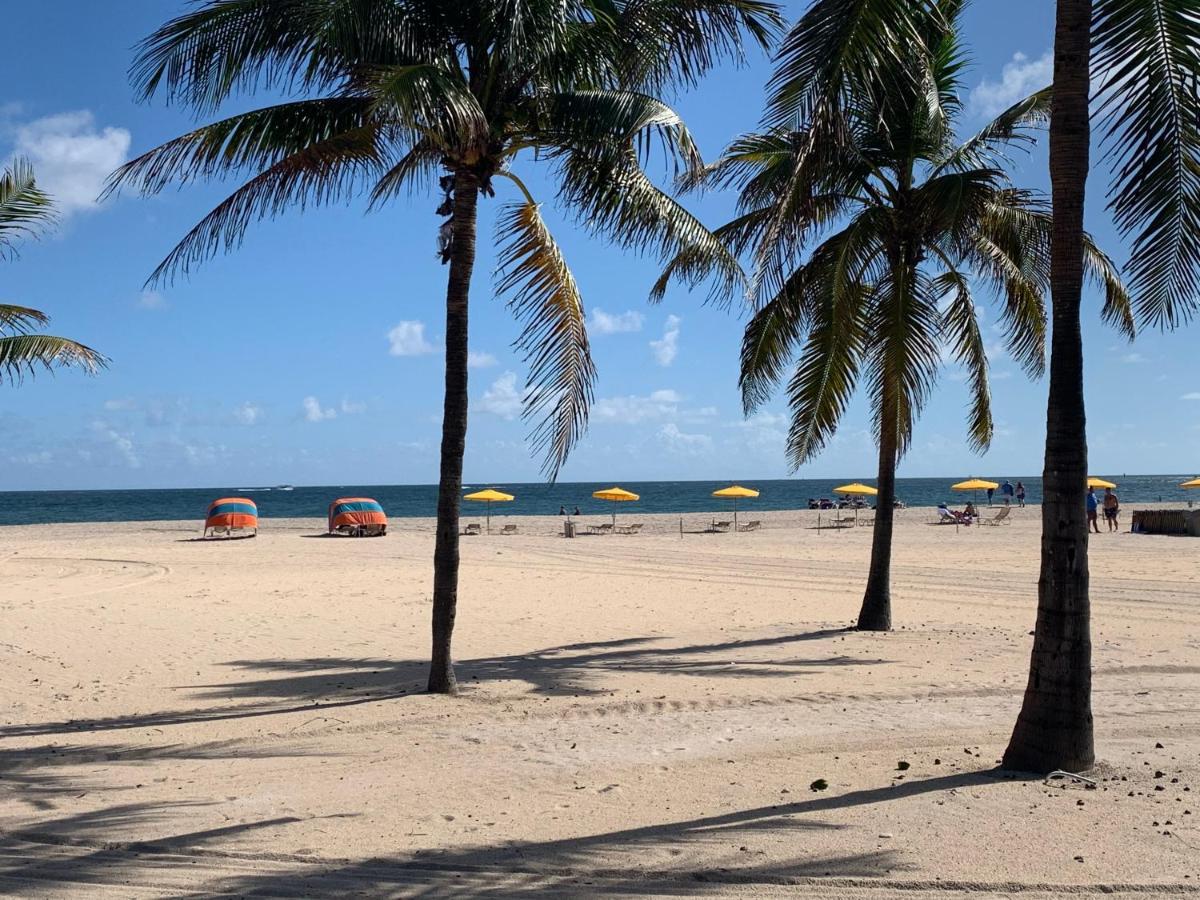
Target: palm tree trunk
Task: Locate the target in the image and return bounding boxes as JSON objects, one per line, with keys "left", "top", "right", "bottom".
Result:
{"left": 857, "top": 384, "right": 897, "bottom": 631}
{"left": 428, "top": 171, "right": 480, "bottom": 695}
{"left": 1003, "top": 0, "right": 1095, "bottom": 772}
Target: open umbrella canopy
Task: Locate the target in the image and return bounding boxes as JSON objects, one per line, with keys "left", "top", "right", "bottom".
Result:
{"left": 464, "top": 489, "right": 515, "bottom": 502}
{"left": 463, "top": 488, "right": 514, "bottom": 534}
{"left": 1181, "top": 477, "right": 1200, "bottom": 489}
{"left": 834, "top": 483, "right": 878, "bottom": 496}
{"left": 593, "top": 487, "right": 639, "bottom": 502}
{"left": 951, "top": 478, "right": 999, "bottom": 491}
{"left": 712, "top": 485, "right": 760, "bottom": 498}
{"left": 1087, "top": 477, "right": 1117, "bottom": 489}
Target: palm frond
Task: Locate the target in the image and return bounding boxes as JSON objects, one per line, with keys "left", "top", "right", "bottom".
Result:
{"left": 739, "top": 268, "right": 812, "bottom": 414}
{"left": 0, "top": 158, "right": 56, "bottom": 258}
{"left": 495, "top": 196, "right": 596, "bottom": 481}
{"left": 608, "top": 0, "right": 785, "bottom": 92}
{"left": 763, "top": 0, "right": 936, "bottom": 128}
{"left": 0, "top": 304, "right": 52, "bottom": 336}
{"left": 1084, "top": 233, "right": 1136, "bottom": 339}
{"left": 0, "top": 334, "right": 108, "bottom": 384}
{"left": 936, "top": 269, "right": 992, "bottom": 451}
{"left": 1093, "top": 0, "right": 1200, "bottom": 328}
{"left": 938, "top": 87, "right": 1051, "bottom": 173}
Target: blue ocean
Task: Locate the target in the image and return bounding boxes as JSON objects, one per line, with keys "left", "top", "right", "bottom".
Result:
{"left": 0, "top": 475, "right": 1195, "bottom": 526}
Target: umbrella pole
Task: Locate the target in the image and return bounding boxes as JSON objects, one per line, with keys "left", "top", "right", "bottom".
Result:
{"left": 734, "top": 499, "right": 738, "bottom": 533}
{"left": 487, "top": 501, "right": 491, "bottom": 535}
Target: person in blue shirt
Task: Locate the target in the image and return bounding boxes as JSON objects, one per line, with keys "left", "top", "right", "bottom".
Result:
{"left": 1086, "top": 486, "right": 1101, "bottom": 533}
{"left": 1001, "top": 480, "right": 1015, "bottom": 504}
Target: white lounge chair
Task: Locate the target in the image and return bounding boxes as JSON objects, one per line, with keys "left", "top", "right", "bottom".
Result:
{"left": 499, "top": 524, "right": 518, "bottom": 535}
{"left": 463, "top": 523, "right": 482, "bottom": 536}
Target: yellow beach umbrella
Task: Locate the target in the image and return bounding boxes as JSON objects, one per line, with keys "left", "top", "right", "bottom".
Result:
{"left": 1087, "top": 477, "right": 1117, "bottom": 489}
{"left": 951, "top": 478, "right": 999, "bottom": 504}
{"left": 464, "top": 488, "right": 514, "bottom": 534}
{"left": 1180, "top": 477, "right": 1200, "bottom": 489}
{"left": 712, "top": 484, "right": 760, "bottom": 531}
{"left": 593, "top": 486, "right": 639, "bottom": 525}
{"left": 834, "top": 482, "right": 877, "bottom": 525}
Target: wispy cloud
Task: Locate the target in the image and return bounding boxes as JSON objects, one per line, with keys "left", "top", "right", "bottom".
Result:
{"left": 13, "top": 111, "right": 131, "bottom": 218}
{"left": 232, "top": 401, "right": 262, "bottom": 425}
{"left": 593, "top": 389, "right": 681, "bottom": 423}
{"left": 1182, "top": 392, "right": 1200, "bottom": 401}
{"left": 650, "top": 315, "right": 681, "bottom": 367}
{"left": 590, "top": 308, "right": 644, "bottom": 335}
{"left": 339, "top": 397, "right": 366, "bottom": 415}
{"left": 658, "top": 422, "right": 712, "bottom": 453}
{"left": 479, "top": 371, "right": 522, "bottom": 419}
{"left": 468, "top": 351, "right": 497, "bottom": 369}
{"left": 137, "top": 290, "right": 166, "bottom": 310}
{"left": 387, "top": 320, "right": 434, "bottom": 356}
{"left": 1122, "top": 352, "right": 1144, "bottom": 364}
{"left": 969, "top": 51, "right": 1052, "bottom": 118}
{"left": 302, "top": 396, "right": 337, "bottom": 422}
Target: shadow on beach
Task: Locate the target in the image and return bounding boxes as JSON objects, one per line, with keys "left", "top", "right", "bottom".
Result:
{"left": 0, "top": 629, "right": 868, "bottom": 739}
{"left": 0, "top": 768, "right": 1026, "bottom": 896}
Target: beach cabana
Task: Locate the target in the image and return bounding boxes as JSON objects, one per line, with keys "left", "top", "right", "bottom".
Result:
{"left": 204, "top": 497, "right": 257, "bottom": 538}
{"left": 464, "top": 488, "right": 514, "bottom": 534}
{"left": 712, "top": 484, "right": 759, "bottom": 532}
{"left": 951, "top": 478, "right": 998, "bottom": 505}
{"left": 593, "top": 486, "right": 639, "bottom": 526}
{"left": 1087, "top": 477, "right": 1117, "bottom": 489}
{"left": 834, "top": 482, "right": 877, "bottom": 525}
{"left": 328, "top": 497, "right": 387, "bottom": 536}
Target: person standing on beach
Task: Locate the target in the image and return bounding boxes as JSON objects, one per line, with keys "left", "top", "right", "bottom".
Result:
{"left": 987, "top": 486, "right": 995, "bottom": 506}
{"left": 1015, "top": 481, "right": 1026, "bottom": 508}
{"left": 1001, "top": 480, "right": 1014, "bottom": 505}
{"left": 1103, "top": 487, "right": 1120, "bottom": 532}
{"left": 1086, "top": 487, "right": 1101, "bottom": 534}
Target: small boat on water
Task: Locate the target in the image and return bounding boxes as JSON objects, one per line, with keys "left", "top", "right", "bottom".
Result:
{"left": 275, "top": 485, "right": 295, "bottom": 492}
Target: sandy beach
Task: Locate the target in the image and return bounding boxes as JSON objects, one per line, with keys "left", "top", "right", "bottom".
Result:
{"left": 1, "top": 506, "right": 1198, "bottom": 897}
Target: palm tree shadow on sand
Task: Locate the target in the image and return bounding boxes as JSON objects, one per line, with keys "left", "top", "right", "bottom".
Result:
{"left": 0, "top": 629, "right": 877, "bottom": 739}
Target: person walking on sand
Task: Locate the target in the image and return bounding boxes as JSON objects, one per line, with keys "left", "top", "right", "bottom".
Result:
{"left": 559, "top": 505, "right": 566, "bottom": 516}
{"left": 1086, "top": 486, "right": 1101, "bottom": 534}
{"left": 1001, "top": 479, "right": 1014, "bottom": 505}
{"left": 986, "top": 485, "right": 995, "bottom": 506}
{"left": 1015, "top": 481, "right": 1026, "bottom": 508}
{"left": 1103, "top": 487, "right": 1120, "bottom": 532}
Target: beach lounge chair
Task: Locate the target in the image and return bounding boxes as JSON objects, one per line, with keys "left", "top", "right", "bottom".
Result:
{"left": 463, "top": 523, "right": 482, "bottom": 536}
{"left": 615, "top": 523, "right": 643, "bottom": 535}
{"left": 981, "top": 507, "right": 1011, "bottom": 526}
{"left": 499, "top": 524, "right": 518, "bottom": 535}
{"left": 712, "top": 520, "right": 733, "bottom": 532}
{"left": 586, "top": 523, "right": 614, "bottom": 535}
{"left": 737, "top": 520, "right": 762, "bottom": 532}
{"left": 931, "top": 508, "right": 960, "bottom": 525}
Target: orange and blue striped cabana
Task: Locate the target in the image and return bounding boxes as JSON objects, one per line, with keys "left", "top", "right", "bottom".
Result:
{"left": 204, "top": 497, "right": 258, "bottom": 537}
{"left": 328, "top": 497, "right": 388, "bottom": 536}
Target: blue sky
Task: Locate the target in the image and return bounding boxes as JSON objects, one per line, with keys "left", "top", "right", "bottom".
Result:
{"left": 2, "top": 1, "right": 1196, "bottom": 491}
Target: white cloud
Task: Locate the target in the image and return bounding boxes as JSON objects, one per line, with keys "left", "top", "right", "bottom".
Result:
{"left": 1121, "top": 352, "right": 1144, "bottom": 364}
{"left": 13, "top": 111, "right": 131, "bottom": 218}
{"left": 658, "top": 422, "right": 712, "bottom": 453}
{"left": 593, "top": 389, "right": 681, "bottom": 423}
{"left": 90, "top": 420, "right": 139, "bottom": 468}
{"left": 340, "top": 397, "right": 366, "bottom": 415}
{"left": 479, "top": 371, "right": 523, "bottom": 420}
{"left": 1182, "top": 392, "right": 1200, "bottom": 401}
{"left": 650, "top": 314, "right": 681, "bottom": 367}
{"left": 590, "top": 308, "right": 645, "bottom": 335}
{"left": 302, "top": 396, "right": 337, "bottom": 422}
{"left": 137, "top": 290, "right": 166, "bottom": 310}
{"left": 233, "top": 402, "right": 262, "bottom": 425}
{"left": 387, "top": 320, "right": 434, "bottom": 356}
{"left": 468, "top": 351, "right": 497, "bottom": 369}
{"left": 969, "top": 51, "right": 1052, "bottom": 118}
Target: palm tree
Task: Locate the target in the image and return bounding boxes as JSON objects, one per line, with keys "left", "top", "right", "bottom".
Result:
{"left": 1, "top": 159, "right": 106, "bottom": 383}
{"left": 109, "top": 0, "right": 783, "bottom": 694}
{"left": 1004, "top": 0, "right": 1200, "bottom": 772}
{"left": 668, "top": 0, "right": 1127, "bottom": 631}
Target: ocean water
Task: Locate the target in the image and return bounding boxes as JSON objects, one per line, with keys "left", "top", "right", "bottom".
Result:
{"left": 0, "top": 475, "right": 1195, "bottom": 526}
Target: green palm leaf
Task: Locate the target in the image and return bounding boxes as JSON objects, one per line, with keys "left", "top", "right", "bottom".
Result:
{"left": 495, "top": 195, "right": 596, "bottom": 481}
{"left": 936, "top": 269, "right": 992, "bottom": 450}
{"left": 0, "top": 333, "right": 107, "bottom": 384}
{"left": 0, "top": 158, "right": 56, "bottom": 259}
{"left": 1093, "top": 0, "right": 1200, "bottom": 327}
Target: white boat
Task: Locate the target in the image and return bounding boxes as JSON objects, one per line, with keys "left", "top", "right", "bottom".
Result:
{"left": 274, "top": 485, "right": 295, "bottom": 492}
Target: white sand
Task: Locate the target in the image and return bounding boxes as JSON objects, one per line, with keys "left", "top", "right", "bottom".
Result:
{"left": 0, "top": 507, "right": 1197, "bottom": 897}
